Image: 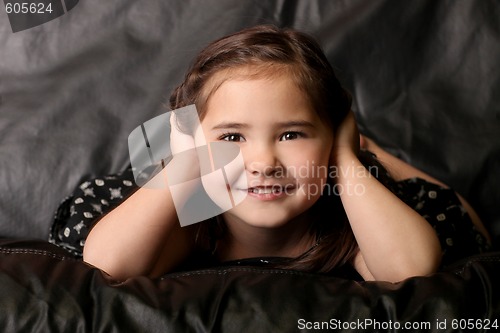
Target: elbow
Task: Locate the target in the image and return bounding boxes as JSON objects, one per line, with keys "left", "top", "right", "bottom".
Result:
{"left": 82, "top": 243, "right": 113, "bottom": 277}
{"left": 388, "top": 246, "right": 442, "bottom": 283}
{"left": 82, "top": 236, "right": 99, "bottom": 269}
{"left": 82, "top": 239, "right": 132, "bottom": 281}
{"left": 402, "top": 253, "right": 442, "bottom": 282}
{"left": 83, "top": 251, "right": 133, "bottom": 281}
{"left": 418, "top": 235, "right": 443, "bottom": 277}
{"left": 392, "top": 229, "right": 443, "bottom": 282}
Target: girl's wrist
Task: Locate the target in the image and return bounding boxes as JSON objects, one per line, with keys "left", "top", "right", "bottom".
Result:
{"left": 332, "top": 151, "right": 366, "bottom": 185}
{"left": 334, "top": 149, "right": 359, "bottom": 168}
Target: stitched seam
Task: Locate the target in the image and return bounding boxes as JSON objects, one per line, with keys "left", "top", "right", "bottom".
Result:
{"left": 0, "top": 248, "right": 77, "bottom": 261}
{"left": 161, "top": 267, "right": 310, "bottom": 280}
{"left": 447, "top": 255, "right": 500, "bottom": 275}
{"left": 163, "top": 256, "right": 500, "bottom": 279}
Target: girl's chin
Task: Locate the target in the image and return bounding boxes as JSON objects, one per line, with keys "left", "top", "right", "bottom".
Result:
{"left": 222, "top": 211, "right": 291, "bottom": 229}
{"left": 223, "top": 206, "right": 308, "bottom": 230}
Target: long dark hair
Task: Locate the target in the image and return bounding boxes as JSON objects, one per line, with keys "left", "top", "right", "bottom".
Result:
{"left": 169, "top": 25, "right": 358, "bottom": 273}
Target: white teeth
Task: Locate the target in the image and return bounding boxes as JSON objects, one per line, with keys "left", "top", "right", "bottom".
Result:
{"left": 251, "top": 187, "right": 280, "bottom": 194}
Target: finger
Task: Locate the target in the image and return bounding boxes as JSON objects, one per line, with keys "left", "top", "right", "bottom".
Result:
{"left": 331, "top": 111, "right": 360, "bottom": 161}
{"left": 169, "top": 110, "right": 196, "bottom": 155}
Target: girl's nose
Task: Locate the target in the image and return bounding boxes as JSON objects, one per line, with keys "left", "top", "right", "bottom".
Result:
{"left": 246, "top": 144, "right": 282, "bottom": 177}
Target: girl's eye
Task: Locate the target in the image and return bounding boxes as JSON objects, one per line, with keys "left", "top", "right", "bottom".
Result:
{"left": 220, "top": 133, "right": 244, "bottom": 142}
{"left": 280, "top": 131, "right": 302, "bottom": 141}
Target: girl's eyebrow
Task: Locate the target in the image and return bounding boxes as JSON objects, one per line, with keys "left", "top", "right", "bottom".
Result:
{"left": 275, "top": 120, "right": 315, "bottom": 129}
{"left": 211, "top": 122, "right": 248, "bottom": 130}
{"left": 211, "top": 120, "right": 315, "bottom": 130}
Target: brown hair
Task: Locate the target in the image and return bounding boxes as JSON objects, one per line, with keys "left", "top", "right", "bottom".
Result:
{"left": 169, "top": 25, "right": 358, "bottom": 273}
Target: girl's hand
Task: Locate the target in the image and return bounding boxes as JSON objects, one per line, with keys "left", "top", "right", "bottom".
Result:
{"left": 169, "top": 109, "right": 205, "bottom": 156}
{"left": 166, "top": 109, "right": 204, "bottom": 186}
{"left": 330, "top": 111, "right": 360, "bottom": 165}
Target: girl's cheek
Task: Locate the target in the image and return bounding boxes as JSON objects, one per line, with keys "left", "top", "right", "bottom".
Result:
{"left": 287, "top": 159, "right": 326, "bottom": 183}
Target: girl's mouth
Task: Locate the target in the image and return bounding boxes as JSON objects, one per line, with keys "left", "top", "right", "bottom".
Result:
{"left": 245, "top": 185, "right": 296, "bottom": 200}
{"left": 250, "top": 187, "right": 281, "bottom": 194}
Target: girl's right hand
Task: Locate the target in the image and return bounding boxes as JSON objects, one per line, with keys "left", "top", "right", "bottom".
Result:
{"left": 169, "top": 108, "right": 205, "bottom": 156}
{"left": 166, "top": 108, "right": 205, "bottom": 185}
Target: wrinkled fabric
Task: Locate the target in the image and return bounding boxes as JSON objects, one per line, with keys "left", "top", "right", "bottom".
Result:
{"left": 0, "top": 0, "right": 499, "bottom": 245}
{"left": 1, "top": 2, "right": 500, "bottom": 332}
{"left": 0, "top": 239, "right": 499, "bottom": 332}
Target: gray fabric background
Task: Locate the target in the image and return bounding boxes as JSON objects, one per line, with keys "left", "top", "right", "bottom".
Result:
{"left": 1, "top": 0, "right": 499, "bottom": 243}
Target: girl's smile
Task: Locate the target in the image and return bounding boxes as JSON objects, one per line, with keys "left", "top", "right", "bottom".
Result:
{"left": 244, "top": 183, "right": 297, "bottom": 201}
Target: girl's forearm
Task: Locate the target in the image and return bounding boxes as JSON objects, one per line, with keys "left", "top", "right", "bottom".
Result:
{"left": 336, "top": 151, "right": 442, "bottom": 282}
{"left": 363, "top": 139, "right": 491, "bottom": 243}
{"left": 83, "top": 169, "right": 195, "bottom": 280}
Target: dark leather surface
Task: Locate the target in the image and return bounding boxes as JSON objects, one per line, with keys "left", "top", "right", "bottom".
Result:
{"left": 1, "top": 2, "right": 499, "bottom": 331}
{"left": 0, "top": 0, "right": 499, "bottom": 244}
{"left": 0, "top": 238, "right": 499, "bottom": 332}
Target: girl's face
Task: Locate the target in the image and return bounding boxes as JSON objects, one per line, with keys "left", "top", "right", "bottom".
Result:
{"left": 199, "top": 72, "right": 333, "bottom": 230}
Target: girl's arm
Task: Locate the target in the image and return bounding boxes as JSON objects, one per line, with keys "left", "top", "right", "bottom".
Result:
{"left": 83, "top": 168, "right": 197, "bottom": 280}
{"left": 332, "top": 113, "right": 442, "bottom": 282}
{"left": 360, "top": 135, "right": 491, "bottom": 243}
{"left": 83, "top": 112, "right": 200, "bottom": 280}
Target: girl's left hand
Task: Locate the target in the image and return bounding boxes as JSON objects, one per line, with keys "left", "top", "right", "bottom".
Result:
{"left": 330, "top": 111, "right": 360, "bottom": 164}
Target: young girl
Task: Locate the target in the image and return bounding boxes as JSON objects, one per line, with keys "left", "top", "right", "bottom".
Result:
{"left": 82, "top": 25, "right": 490, "bottom": 282}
